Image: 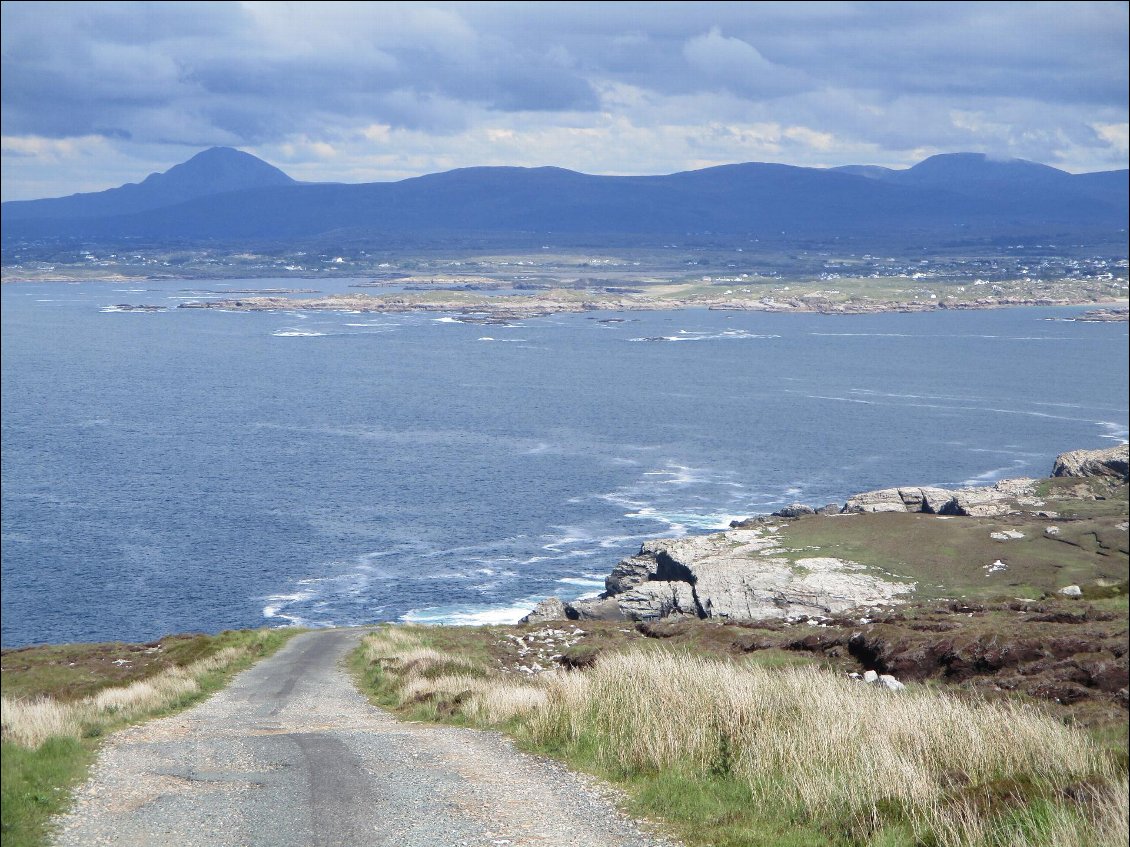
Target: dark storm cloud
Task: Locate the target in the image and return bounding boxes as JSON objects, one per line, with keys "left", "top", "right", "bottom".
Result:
{"left": 4, "top": 1, "right": 1125, "bottom": 146}
{"left": 1, "top": 1, "right": 1126, "bottom": 200}
{"left": 0, "top": 0, "right": 601, "bottom": 142}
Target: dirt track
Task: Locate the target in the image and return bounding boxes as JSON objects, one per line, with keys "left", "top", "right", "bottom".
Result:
{"left": 53, "top": 629, "right": 673, "bottom": 847}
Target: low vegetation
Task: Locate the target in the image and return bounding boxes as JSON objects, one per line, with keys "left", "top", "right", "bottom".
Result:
{"left": 0, "top": 628, "right": 298, "bottom": 847}
{"left": 353, "top": 623, "right": 1128, "bottom": 847}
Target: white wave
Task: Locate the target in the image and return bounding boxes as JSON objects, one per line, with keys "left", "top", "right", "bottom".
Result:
{"left": 272, "top": 329, "right": 326, "bottom": 337}
{"left": 400, "top": 599, "right": 542, "bottom": 626}
{"left": 629, "top": 330, "right": 780, "bottom": 342}
{"left": 433, "top": 316, "right": 461, "bottom": 323}
{"left": 1098, "top": 421, "right": 1130, "bottom": 441}
{"left": 557, "top": 576, "right": 606, "bottom": 588}
{"left": 625, "top": 507, "right": 740, "bottom": 531}
{"left": 262, "top": 589, "right": 318, "bottom": 626}
{"left": 960, "top": 461, "right": 1029, "bottom": 486}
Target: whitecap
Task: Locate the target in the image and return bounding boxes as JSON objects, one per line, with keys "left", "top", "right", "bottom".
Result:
{"left": 557, "top": 576, "right": 606, "bottom": 588}
{"left": 272, "top": 329, "right": 326, "bottom": 337}
{"left": 400, "top": 599, "right": 543, "bottom": 626}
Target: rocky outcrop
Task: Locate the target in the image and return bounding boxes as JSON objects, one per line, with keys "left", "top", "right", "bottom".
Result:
{"left": 522, "top": 445, "right": 1128, "bottom": 626}
{"left": 602, "top": 530, "right": 911, "bottom": 622}
{"left": 772, "top": 503, "right": 816, "bottom": 518}
{"left": 1052, "top": 445, "right": 1129, "bottom": 481}
{"left": 841, "top": 480, "right": 1038, "bottom": 517}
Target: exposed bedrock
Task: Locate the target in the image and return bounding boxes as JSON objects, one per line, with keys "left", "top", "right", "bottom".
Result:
{"left": 524, "top": 530, "right": 912, "bottom": 625}
{"left": 521, "top": 445, "right": 1127, "bottom": 625}
{"left": 1052, "top": 445, "right": 1130, "bottom": 481}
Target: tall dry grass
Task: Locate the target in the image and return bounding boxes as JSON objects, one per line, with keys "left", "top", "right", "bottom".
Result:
{"left": 526, "top": 650, "right": 1123, "bottom": 845}
{"left": 359, "top": 628, "right": 1127, "bottom": 846}
{"left": 2, "top": 645, "right": 261, "bottom": 748}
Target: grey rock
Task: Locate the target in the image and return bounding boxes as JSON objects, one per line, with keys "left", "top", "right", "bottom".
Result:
{"left": 1059, "top": 584, "right": 1084, "bottom": 598}
{"left": 608, "top": 531, "right": 912, "bottom": 622}
{"left": 842, "top": 488, "right": 908, "bottom": 513}
{"left": 605, "top": 551, "right": 659, "bottom": 595}
{"left": 616, "top": 581, "right": 700, "bottom": 621}
{"left": 939, "top": 488, "right": 1013, "bottom": 517}
{"left": 878, "top": 674, "right": 906, "bottom": 691}
{"left": 1052, "top": 445, "right": 1129, "bottom": 481}
{"left": 567, "top": 596, "right": 626, "bottom": 621}
{"left": 773, "top": 503, "right": 815, "bottom": 518}
{"left": 817, "top": 503, "right": 841, "bottom": 515}
{"left": 520, "top": 597, "right": 572, "bottom": 625}
{"left": 863, "top": 670, "right": 879, "bottom": 683}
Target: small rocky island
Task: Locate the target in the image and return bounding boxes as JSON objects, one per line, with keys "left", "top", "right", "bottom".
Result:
{"left": 525, "top": 444, "right": 1129, "bottom": 625}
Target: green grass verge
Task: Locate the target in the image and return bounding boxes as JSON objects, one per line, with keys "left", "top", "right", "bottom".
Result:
{"left": 352, "top": 623, "right": 1127, "bottom": 847}
{"left": 1, "top": 627, "right": 301, "bottom": 847}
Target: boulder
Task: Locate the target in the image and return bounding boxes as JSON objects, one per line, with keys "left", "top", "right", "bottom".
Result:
{"left": 842, "top": 488, "right": 908, "bottom": 513}
{"left": 939, "top": 488, "right": 1012, "bottom": 517}
{"left": 1059, "top": 585, "right": 1083, "bottom": 598}
{"left": 878, "top": 674, "right": 906, "bottom": 691}
{"left": 1052, "top": 445, "right": 1129, "bottom": 481}
{"left": 773, "top": 503, "right": 815, "bottom": 518}
{"left": 519, "top": 597, "right": 572, "bottom": 624}
{"left": 566, "top": 596, "right": 626, "bottom": 621}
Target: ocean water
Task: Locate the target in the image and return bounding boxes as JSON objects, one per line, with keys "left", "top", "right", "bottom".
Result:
{"left": 2, "top": 279, "right": 1127, "bottom": 646}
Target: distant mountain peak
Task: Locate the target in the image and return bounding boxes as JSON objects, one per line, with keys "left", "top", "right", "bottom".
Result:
{"left": 142, "top": 147, "right": 295, "bottom": 191}
{"left": 906, "top": 152, "right": 1067, "bottom": 181}
{"left": 1, "top": 147, "right": 295, "bottom": 221}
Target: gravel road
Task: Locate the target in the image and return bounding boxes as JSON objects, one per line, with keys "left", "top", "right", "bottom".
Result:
{"left": 53, "top": 629, "right": 676, "bottom": 847}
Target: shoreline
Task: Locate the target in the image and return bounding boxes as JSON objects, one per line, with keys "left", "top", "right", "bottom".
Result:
{"left": 174, "top": 291, "right": 1129, "bottom": 319}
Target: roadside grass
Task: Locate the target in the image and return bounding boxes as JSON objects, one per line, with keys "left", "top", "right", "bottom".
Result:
{"left": 353, "top": 624, "right": 1128, "bottom": 847}
{"left": 1, "top": 627, "right": 300, "bottom": 847}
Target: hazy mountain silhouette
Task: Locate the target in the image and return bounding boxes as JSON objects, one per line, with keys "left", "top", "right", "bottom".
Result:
{"left": 3, "top": 147, "right": 295, "bottom": 221}
{"left": 3, "top": 148, "right": 1125, "bottom": 245}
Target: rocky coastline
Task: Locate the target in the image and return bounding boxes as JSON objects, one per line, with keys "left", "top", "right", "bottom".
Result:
{"left": 173, "top": 288, "right": 1130, "bottom": 320}
{"left": 524, "top": 444, "right": 1129, "bottom": 626}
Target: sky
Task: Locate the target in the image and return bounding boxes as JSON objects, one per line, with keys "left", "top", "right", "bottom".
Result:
{"left": 1, "top": 1, "right": 1128, "bottom": 201}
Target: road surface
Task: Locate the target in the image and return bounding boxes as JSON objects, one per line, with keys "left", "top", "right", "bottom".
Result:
{"left": 53, "top": 629, "right": 673, "bottom": 847}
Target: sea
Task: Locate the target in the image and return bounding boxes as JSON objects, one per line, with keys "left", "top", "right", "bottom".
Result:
{"left": 2, "top": 278, "right": 1127, "bottom": 647}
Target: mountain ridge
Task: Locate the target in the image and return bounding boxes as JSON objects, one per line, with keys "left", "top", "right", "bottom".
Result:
{"left": 3, "top": 148, "right": 1126, "bottom": 246}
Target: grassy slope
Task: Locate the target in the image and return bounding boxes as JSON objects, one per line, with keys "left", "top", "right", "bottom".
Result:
{"left": 351, "top": 622, "right": 1127, "bottom": 847}
{"left": 0, "top": 628, "right": 299, "bottom": 847}
{"left": 350, "top": 478, "right": 1127, "bottom": 846}
{"left": 770, "top": 477, "right": 1128, "bottom": 601}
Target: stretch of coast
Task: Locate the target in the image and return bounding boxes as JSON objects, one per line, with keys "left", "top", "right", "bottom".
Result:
{"left": 524, "top": 443, "right": 1130, "bottom": 626}
{"left": 174, "top": 288, "right": 1130, "bottom": 321}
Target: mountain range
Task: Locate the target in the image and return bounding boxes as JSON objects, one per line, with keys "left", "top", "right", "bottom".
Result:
{"left": 3, "top": 147, "right": 1126, "bottom": 247}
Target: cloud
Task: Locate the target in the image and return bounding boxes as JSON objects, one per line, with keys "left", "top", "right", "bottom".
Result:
{"left": 682, "top": 28, "right": 808, "bottom": 99}
{"left": 1, "top": 1, "right": 1126, "bottom": 199}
